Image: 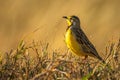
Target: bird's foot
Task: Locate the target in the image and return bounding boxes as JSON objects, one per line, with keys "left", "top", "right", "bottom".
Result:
{"left": 82, "top": 55, "right": 88, "bottom": 64}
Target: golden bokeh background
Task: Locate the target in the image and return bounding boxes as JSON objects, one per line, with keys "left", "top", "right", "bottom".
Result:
{"left": 0, "top": 0, "right": 120, "bottom": 53}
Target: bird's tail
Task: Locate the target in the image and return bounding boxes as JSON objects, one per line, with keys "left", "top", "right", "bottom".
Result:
{"left": 97, "top": 56, "right": 105, "bottom": 63}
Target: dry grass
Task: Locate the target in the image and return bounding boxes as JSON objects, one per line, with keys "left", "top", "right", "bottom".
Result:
{"left": 0, "top": 39, "right": 120, "bottom": 80}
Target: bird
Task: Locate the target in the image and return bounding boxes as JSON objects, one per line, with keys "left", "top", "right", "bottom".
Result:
{"left": 63, "top": 15, "right": 105, "bottom": 63}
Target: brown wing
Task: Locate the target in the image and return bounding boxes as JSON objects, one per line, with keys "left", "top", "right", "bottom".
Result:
{"left": 71, "top": 26, "right": 104, "bottom": 61}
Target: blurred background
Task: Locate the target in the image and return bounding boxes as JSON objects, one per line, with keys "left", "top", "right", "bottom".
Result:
{"left": 0, "top": 0, "right": 120, "bottom": 53}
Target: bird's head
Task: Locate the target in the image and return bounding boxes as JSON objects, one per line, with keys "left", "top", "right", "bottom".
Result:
{"left": 63, "top": 15, "right": 80, "bottom": 26}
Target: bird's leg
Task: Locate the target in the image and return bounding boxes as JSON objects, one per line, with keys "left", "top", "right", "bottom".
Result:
{"left": 84, "top": 55, "right": 88, "bottom": 60}
{"left": 83, "top": 55, "right": 88, "bottom": 60}
{"left": 82, "top": 55, "right": 88, "bottom": 63}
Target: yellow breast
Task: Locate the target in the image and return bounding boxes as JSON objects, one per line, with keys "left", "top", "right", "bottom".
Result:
{"left": 65, "top": 29, "right": 86, "bottom": 56}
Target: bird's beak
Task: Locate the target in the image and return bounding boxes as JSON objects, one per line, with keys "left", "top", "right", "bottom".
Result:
{"left": 63, "top": 16, "right": 72, "bottom": 26}
{"left": 63, "top": 16, "right": 68, "bottom": 19}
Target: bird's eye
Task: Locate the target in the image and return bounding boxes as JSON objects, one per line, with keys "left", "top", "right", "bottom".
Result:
{"left": 70, "top": 19, "right": 73, "bottom": 23}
